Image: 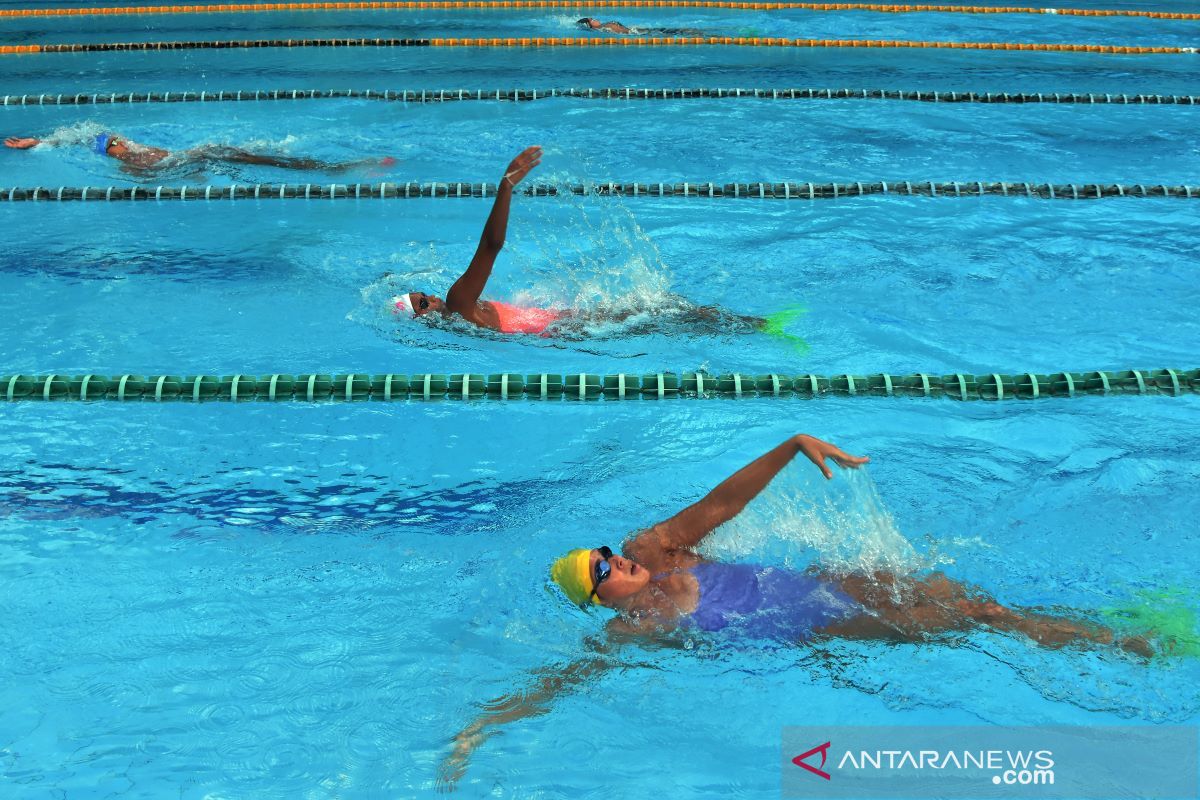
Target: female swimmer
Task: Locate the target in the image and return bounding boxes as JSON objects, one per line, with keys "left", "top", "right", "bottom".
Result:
{"left": 394, "top": 146, "right": 765, "bottom": 337}
{"left": 440, "top": 433, "right": 1155, "bottom": 786}
{"left": 576, "top": 17, "right": 706, "bottom": 35}
{"left": 5, "top": 132, "right": 393, "bottom": 173}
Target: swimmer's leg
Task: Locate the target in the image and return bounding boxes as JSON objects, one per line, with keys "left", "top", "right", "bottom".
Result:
{"left": 199, "top": 145, "right": 391, "bottom": 173}
{"left": 206, "top": 147, "right": 329, "bottom": 171}
{"left": 953, "top": 599, "right": 1141, "bottom": 652}
{"left": 688, "top": 305, "right": 766, "bottom": 331}
{"left": 824, "top": 572, "right": 1152, "bottom": 656}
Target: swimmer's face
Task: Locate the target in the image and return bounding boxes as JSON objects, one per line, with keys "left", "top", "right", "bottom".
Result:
{"left": 578, "top": 17, "right": 601, "bottom": 28}
{"left": 590, "top": 548, "right": 649, "bottom": 605}
{"left": 105, "top": 136, "right": 130, "bottom": 158}
{"left": 409, "top": 291, "right": 444, "bottom": 316}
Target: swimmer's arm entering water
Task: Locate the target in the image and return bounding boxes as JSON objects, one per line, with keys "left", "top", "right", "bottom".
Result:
{"left": 626, "top": 434, "right": 868, "bottom": 566}
{"left": 445, "top": 146, "right": 542, "bottom": 320}
{"left": 438, "top": 617, "right": 654, "bottom": 790}
{"left": 4, "top": 137, "right": 41, "bottom": 149}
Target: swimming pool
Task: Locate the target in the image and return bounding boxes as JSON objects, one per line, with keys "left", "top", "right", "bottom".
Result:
{"left": 1, "top": 2, "right": 1198, "bottom": 797}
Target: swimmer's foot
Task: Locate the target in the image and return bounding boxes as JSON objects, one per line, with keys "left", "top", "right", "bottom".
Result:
{"left": 1117, "top": 635, "right": 1155, "bottom": 659}
{"left": 761, "top": 306, "right": 810, "bottom": 354}
{"left": 350, "top": 155, "right": 398, "bottom": 178}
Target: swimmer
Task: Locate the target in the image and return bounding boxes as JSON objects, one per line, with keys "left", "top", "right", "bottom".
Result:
{"left": 395, "top": 145, "right": 765, "bottom": 337}
{"left": 576, "top": 16, "right": 706, "bottom": 35}
{"left": 4, "top": 133, "right": 395, "bottom": 173}
{"left": 439, "top": 433, "right": 1157, "bottom": 787}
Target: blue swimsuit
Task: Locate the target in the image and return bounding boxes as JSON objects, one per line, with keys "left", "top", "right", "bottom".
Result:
{"left": 682, "top": 563, "right": 863, "bottom": 642}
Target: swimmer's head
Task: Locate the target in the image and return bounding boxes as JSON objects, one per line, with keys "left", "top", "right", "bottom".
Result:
{"left": 106, "top": 136, "right": 130, "bottom": 158}
{"left": 576, "top": 17, "right": 601, "bottom": 28}
{"left": 550, "top": 546, "right": 649, "bottom": 609}
{"left": 94, "top": 134, "right": 129, "bottom": 159}
{"left": 392, "top": 291, "right": 444, "bottom": 318}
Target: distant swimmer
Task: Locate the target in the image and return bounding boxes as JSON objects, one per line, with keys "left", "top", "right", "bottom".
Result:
{"left": 576, "top": 16, "right": 707, "bottom": 35}
{"left": 393, "top": 145, "right": 770, "bottom": 338}
{"left": 4, "top": 132, "right": 395, "bottom": 173}
{"left": 438, "top": 432, "right": 1161, "bottom": 787}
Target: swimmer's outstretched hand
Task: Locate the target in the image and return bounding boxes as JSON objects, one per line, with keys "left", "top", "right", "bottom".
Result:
{"left": 795, "top": 434, "right": 869, "bottom": 479}
{"left": 5, "top": 137, "right": 40, "bottom": 150}
{"left": 437, "top": 721, "right": 490, "bottom": 792}
{"left": 501, "top": 145, "right": 542, "bottom": 188}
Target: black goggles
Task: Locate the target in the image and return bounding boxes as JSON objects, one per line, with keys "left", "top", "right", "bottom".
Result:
{"left": 587, "top": 546, "right": 614, "bottom": 603}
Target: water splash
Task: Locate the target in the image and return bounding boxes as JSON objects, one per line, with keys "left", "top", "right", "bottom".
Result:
{"left": 509, "top": 173, "right": 675, "bottom": 314}
{"left": 700, "top": 467, "right": 922, "bottom": 575}
{"left": 40, "top": 120, "right": 108, "bottom": 148}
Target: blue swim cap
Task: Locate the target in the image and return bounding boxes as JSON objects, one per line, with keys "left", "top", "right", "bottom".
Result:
{"left": 92, "top": 133, "right": 111, "bottom": 155}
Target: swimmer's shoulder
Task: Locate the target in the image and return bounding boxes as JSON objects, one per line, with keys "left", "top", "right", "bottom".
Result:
{"left": 625, "top": 529, "right": 703, "bottom": 572}
{"left": 448, "top": 298, "right": 501, "bottom": 329}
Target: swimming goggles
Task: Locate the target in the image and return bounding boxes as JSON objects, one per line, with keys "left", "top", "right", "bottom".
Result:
{"left": 418, "top": 296, "right": 429, "bottom": 310}
{"left": 588, "top": 546, "right": 614, "bottom": 603}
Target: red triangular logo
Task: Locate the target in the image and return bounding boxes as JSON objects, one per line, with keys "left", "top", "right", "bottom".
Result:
{"left": 792, "top": 741, "right": 832, "bottom": 780}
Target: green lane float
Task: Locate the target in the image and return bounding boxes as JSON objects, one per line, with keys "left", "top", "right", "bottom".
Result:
{"left": 3, "top": 369, "right": 1196, "bottom": 402}
{"left": 3, "top": 181, "right": 1199, "bottom": 203}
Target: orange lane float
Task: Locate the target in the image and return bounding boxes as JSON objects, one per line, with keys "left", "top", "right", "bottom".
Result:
{"left": 2, "top": 37, "right": 1195, "bottom": 55}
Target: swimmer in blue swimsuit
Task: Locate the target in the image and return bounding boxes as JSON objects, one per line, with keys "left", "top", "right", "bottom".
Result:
{"left": 440, "top": 433, "right": 1155, "bottom": 788}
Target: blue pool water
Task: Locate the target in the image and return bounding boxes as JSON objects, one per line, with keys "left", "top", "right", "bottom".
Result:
{"left": 1, "top": 2, "right": 1198, "bottom": 797}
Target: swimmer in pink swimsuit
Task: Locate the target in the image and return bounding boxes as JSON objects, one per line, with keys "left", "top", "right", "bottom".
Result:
{"left": 393, "top": 146, "right": 566, "bottom": 335}
{"left": 394, "top": 145, "right": 766, "bottom": 338}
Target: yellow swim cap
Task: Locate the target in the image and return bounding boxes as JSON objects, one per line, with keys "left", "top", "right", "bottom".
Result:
{"left": 550, "top": 548, "right": 596, "bottom": 607}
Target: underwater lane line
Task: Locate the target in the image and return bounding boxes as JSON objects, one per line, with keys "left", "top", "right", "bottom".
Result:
{"left": 4, "top": 87, "right": 1199, "bottom": 106}
{"left": 1, "top": 37, "right": 1196, "bottom": 56}
{"left": 3, "top": 370, "right": 1197, "bottom": 402}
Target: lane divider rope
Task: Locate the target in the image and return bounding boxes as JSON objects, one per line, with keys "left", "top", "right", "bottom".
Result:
{"left": 2, "top": 180, "right": 1197, "bottom": 202}
{"left": 4, "top": 86, "right": 1198, "bottom": 106}
{"left": 2, "top": 1, "right": 1198, "bottom": 21}
{"left": 3, "top": 369, "right": 1195, "bottom": 402}
{"left": 1, "top": 37, "right": 1195, "bottom": 56}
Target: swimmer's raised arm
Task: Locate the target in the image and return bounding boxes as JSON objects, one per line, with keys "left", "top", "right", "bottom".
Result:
{"left": 626, "top": 435, "right": 868, "bottom": 563}
{"left": 445, "top": 145, "right": 542, "bottom": 317}
{"left": 4, "top": 137, "right": 41, "bottom": 149}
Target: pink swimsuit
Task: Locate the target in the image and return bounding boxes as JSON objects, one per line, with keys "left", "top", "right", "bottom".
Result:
{"left": 488, "top": 301, "right": 565, "bottom": 335}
